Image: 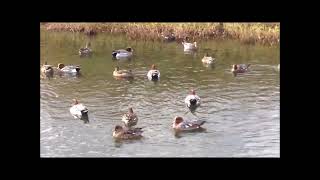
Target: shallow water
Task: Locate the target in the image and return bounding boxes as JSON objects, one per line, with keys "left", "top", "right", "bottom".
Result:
{"left": 40, "top": 30, "right": 280, "bottom": 157}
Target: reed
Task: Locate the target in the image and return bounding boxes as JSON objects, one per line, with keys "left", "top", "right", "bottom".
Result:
{"left": 42, "top": 23, "right": 279, "bottom": 46}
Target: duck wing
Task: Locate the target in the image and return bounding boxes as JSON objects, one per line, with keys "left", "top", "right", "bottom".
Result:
{"left": 124, "top": 128, "right": 143, "bottom": 136}
{"left": 238, "top": 64, "right": 250, "bottom": 70}
{"left": 43, "top": 65, "right": 53, "bottom": 69}
{"left": 190, "top": 120, "right": 206, "bottom": 126}
{"left": 122, "top": 113, "right": 138, "bottom": 123}
{"left": 61, "top": 66, "right": 76, "bottom": 72}
{"left": 75, "top": 104, "right": 87, "bottom": 111}
{"left": 179, "top": 122, "right": 200, "bottom": 130}
{"left": 117, "top": 70, "right": 130, "bottom": 74}
{"left": 185, "top": 95, "right": 200, "bottom": 103}
{"left": 148, "top": 70, "right": 160, "bottom": 77}
{"left": 70, "top": 105, "right": 84, "bottom": 118}
{"left": 116, "top": 49, "right": 129, "bottom": 53}
{"left": 126, "top": 127, "right": 143, "bottom": 133}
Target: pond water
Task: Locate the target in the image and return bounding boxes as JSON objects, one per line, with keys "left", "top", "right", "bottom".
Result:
{"left": 40, "top": 29, "right": 280, "bottom": 157}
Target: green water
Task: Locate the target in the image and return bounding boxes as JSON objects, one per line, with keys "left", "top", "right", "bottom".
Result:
{"left": 40, "top": 30, "right": 280, "bottom": 157}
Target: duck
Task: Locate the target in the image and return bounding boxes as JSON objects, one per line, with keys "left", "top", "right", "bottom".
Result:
{"left": 79, "top": 42, "right": 92, "bottom": 56}
{"left": 113, "top": 66, "right": 134, "bottom": 78}
{"left": 112, "top": 125, "right": 143, "bottom": 140}
{"left": 184, "top": 89, "right": 201, "bottom": 108}
{"left": 172, "top": 116, "right": 206, "bottom": 132}
{"left": 56, "top": 63, "right": 81, "bottom": 74}
{"left": 182, "top": 37, "right": 197, "bottom": 51}
{"left": 147, "top": 64, "right": 160, "bottom": 80}
{"left": 69, "top": 99, "right": 89, "bottom": 123}
{"left": 231, "top": 64, "right": 251, "bottom": 74}
{"left": 201, "top": 53, "right": 215, "bottom": 64}
{"left": 161, "top": 32, "right": 176, "bottom": 42}
{"left": 122, "top": 107, "right": 138, "bottom": 128}
{"left": 41, "top": 62, "right": 54, "bottom": 78}
{"left": 112, "top": 47, "right": 133, "bottom": 59}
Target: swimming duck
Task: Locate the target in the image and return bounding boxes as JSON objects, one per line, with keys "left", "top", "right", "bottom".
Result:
{"left": 184, "top": 89, "right": 201, "bottom": 108}
{"left": 56, "top": 63, "right": 81, "bottom": 74}
{"left": 161, "top": 33, "right": 176, "bottom": 42}
{"left": 182, "top": 37, "right": 197, "bottom": 51}
{"left": 147, "top": 64, "right": 160, "bottom": 80}
{"left": 41, "top": 62, "right": 54, "bottom": 78}
{"left": 113, "top": 66, "right": 134, "bottom": 78}
{"left": 122, "top": 107, "right": 138, "bottom": 128}
{"left": 69, "top": 99, "right": 89, "bottom": 123}
{"left": 79, "top": 42, "right": 92, "bottom": 56}
{"left": 201, "top": 53, "right": 215, "bottom": 64}
{"left": 112, "top": 125, "right": 143, "bottom": 140}
{"left": 231, "top": 64, "right": 251, "bottom": 74}
{"left": 112, "top": 47, "right": 133, "bottom": 59}
{"left": 182, "top": 41, "right": 197, "bottom": 51}
{"left": 172, "top": 116, "right": 206, "bottom": 132}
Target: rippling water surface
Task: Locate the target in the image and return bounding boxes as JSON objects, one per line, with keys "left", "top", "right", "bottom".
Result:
{"left": 40, "top": 30, "right": 280, "bottom": 157}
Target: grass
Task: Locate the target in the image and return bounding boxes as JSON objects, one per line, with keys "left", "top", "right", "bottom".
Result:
{"left": 42, "top": 23, "right": 280, "bottom": 46}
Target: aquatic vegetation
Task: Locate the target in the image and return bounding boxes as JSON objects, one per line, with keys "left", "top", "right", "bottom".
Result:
{"left": 42, "top": 23, "right": 279, "bottom": 46}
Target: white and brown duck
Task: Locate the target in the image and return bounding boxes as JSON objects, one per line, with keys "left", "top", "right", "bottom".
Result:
{"left": 182, "top": 37, "right": 197, "bottom": 51}
{"left": 69, "top": 99, "right": 89, "bottom": 123}
{"left": 184, "top": 89, "right": 201, "bottom": 108}
{"left": 147, "top": 64, "right": 160, "bottom": 80}
{"left": 202, "top": 53, "right": 215, "bottom": 64}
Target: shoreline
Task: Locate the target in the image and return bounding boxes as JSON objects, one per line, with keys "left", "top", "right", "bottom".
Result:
{"left": 41, "top": 23, "right": 280, "bottom": 46}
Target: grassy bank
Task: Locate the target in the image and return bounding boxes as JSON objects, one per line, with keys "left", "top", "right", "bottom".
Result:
{"left": 42, "top": 23, "right": 280, "bottom": 46}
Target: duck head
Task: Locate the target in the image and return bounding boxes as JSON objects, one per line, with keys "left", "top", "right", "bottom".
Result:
{"left": 126, "top": 47, "right": 133, "bottom": 52}
{"left": 46, "top": 66, "right": 53, "bottom": 71}
{"left": 114, "top": 125, "right": 123, "bottom": 133}
{"left": 115, "top": 66, "right": 120, "bottom": 71}
{"left": 86, "top": 42, "right": 91, "bottom": 48}
{"left": 232, "top": 64, "right": 238, "bottom": 71}
{"left": 58, "top": 63, "right": 65, "bottom": 69}
{"left": 173, "top": 116, "right": 184, "bottom": 125}
{"left": 72, "top": 99, "right": 79, "bottom": 105}
{"left": 205, "top": 53, "right": 209, "bottom": 57}
{"left": 128, "top": 107, "right": 134, "bottom": 114}
{"left": 190, "top": 89, "right": 196, "bottom": 95}
{"left": 151, "top": 64, "right": 156, "bottom": 70}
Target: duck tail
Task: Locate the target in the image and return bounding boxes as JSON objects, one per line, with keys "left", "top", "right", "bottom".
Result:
{"left": 193, "top": 120, "right": 206, "bottom": 126}
{"left": 112, "top": 51, "right": 117, "bottom": 57}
